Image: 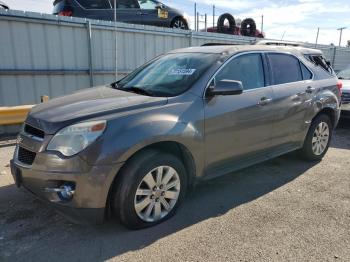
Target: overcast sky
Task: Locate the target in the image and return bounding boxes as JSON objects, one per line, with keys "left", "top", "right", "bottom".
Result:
{"left": 4, "top": 0, "right": 350, "bottom": 46}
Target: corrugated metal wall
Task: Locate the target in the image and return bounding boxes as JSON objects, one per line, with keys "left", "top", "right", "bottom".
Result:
{"left": 1, "top": 9, "right": 350, "bottom": 135}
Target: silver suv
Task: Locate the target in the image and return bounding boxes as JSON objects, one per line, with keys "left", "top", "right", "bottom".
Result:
{"left": 10, "top": 45, "right": 341, "bottom": 229}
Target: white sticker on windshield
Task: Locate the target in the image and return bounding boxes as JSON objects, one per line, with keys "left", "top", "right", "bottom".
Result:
{"left": 168, "top": 69, "right": 196, "bottom": 75}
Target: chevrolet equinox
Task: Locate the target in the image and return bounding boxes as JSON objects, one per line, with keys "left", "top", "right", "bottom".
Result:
{"left": 11, "top": 45, "right": 342, "bottom": 229}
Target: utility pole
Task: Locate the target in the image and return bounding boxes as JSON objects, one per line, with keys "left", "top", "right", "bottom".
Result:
{"left": 194, "top": 3, "right": 197, "bottom": 31}
{"left": 114, "top": 0, "right": 118, "bottom": 81}
{"left": 337, "top": 27, "right": 346, "bottom": 47}
{"left": 315, "top": 27, "right": 320, "bottom": 48}
{"left": 213, "top": 5, "right": 215, "bottom": 28}
{"left": 261, "top": 15, "right": 264, "bottom": 33}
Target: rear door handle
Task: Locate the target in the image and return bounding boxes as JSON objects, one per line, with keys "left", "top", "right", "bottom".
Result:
{"left": 306, "top": 86, "right": 316, "bottom": 93}
{"left": 258, "top": 97, "right": 273, "bottom": 106}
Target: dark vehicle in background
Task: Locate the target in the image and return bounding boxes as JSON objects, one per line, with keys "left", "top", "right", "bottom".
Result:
{"left": 0, "top": 1, "right": 9, "bottom": 9}
{"left": 53, "top": 0, "right": 189, "bottom": 29}
{"left": 337, "top": 68, "right": 350, "bottom": 118}
{"left": 11, "top": 45, "right": 341, "bottom": 229}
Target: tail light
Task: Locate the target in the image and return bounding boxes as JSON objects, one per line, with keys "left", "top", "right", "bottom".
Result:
{"left": 58, "top": 10, "right": 73, "bottom": 16}
{"left": 337, "top": 81, "right": 343, "bottom": 96}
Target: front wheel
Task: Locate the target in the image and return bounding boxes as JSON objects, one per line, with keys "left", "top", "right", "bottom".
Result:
{"left": 300, "top": 114, "right": 333, "bottom": 161}
{"left": 171, "top": 17, "right": 189, "bottom": 30}
{"left": 111, "top": 150, "right": 187, "bottom": 229}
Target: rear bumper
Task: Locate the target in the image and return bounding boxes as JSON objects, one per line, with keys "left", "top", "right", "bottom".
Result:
{"left": 10, "top": 155, "right": 123, "bottom": 225}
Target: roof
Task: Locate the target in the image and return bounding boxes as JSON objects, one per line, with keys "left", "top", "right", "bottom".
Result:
{"left": 169, "top": 44, "right": 322, "bottom": 56}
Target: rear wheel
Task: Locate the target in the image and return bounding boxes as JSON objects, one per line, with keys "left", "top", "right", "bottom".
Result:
{"left": 111, "top": 150, "right": 187, "bottom": 229}
{"left": 300, "top": 114, "right": 332, "bottom": 161}
{"left": 171, "top": 17, "right": 188, "bottom": 30}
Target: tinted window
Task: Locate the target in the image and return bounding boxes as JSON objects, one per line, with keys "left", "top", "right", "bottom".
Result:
{"left": 215, "top": 53, "right": 265, "bottom": 90}
{"left": 76, "top": 0, "right": 111, "bottom": 9}
{"left": 300, "top": 62, "right": 312, "bottom": 80}
{"left": 109, "top": 0, "right": 139, "bottom": 8}
{"left": 268, "top": 54, "right": 302, "bottom": 85}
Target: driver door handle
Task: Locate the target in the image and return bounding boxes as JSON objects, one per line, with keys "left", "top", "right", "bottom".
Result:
{"left": 258, "top": 97, "right": 273, "bottom": 106}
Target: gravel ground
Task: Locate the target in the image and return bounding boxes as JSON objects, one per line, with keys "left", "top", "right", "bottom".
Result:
{"left": 0, "top": 121, "right": 349, "bottom": 262}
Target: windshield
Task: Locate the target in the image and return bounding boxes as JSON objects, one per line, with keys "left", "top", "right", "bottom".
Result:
{"left": 338, "top": 68, "right": 350, "bottom": 80}
{"left": 117, "top": 53, "right": 219, "bottom": 97}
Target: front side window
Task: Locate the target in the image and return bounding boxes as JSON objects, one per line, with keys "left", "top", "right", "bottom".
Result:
{"left": 117, "top": 53, "right": 220, "bottom": 97}
{"left": 138, "top": 0, "right": 157, "bottom": 9}
{"left": 215, "top": 53, "right": 265, "bottom": 90}
{"left": 268, "top": 53, "right": 302, "bottom": 85}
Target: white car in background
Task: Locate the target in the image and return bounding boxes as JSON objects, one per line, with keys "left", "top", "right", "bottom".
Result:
{"left": 338, "top": 68, "right": 350, "bottom": 119}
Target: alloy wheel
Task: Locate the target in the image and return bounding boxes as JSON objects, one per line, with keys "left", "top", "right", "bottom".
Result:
{"left": 134, "top": 166, "right": 181, "bottom": 222}
{"left": 312, "top": 121, "right": 330, "bottom": 155}
{"left": 173, "top": 20, "right": 186, "bottom": 29}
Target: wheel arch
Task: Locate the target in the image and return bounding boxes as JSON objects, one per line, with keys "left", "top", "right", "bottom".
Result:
{"left": 170, "top": 16, "right": 189, "bottom": 29}
{"left": 105, "top": 140, "right": 197, "bottom": 215}
{"left": 313, "top": 106, "right": 337, "bottom": 128}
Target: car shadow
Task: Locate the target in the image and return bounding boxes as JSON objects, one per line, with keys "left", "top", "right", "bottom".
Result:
{"left": 331, "top": 118, "right": 350, "bottom": 150}
{"left": 1, "top": 152, "right": 317, "bottom": 262}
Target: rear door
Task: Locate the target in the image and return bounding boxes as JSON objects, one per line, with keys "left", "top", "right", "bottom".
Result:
{"left": 267, "top": 53, "right": 314, "bottom": 148}
{"left": 204, "top": 52, "right": 275, "bottom": 177}
{"left": 113, "top": 0, "right": 144, "bottom": 24}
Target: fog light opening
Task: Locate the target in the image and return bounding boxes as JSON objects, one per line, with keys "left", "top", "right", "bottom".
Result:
{"left": 57, "top": 182, "right": 76, "bottom": 202}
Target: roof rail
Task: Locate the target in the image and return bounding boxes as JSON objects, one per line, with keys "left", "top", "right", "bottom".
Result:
{"left": 201, "top": 43, "right": 239, "bottom": 46}
{"left": 255, "top": 40, "right": 301, "bottom": 47}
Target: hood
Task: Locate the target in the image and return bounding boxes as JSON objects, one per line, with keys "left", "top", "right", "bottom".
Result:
{"left": 341, "top": 79, "right": 350, "bottom": 92}
{"left": 26, "top": 86, "right": 168, "bottom": 134}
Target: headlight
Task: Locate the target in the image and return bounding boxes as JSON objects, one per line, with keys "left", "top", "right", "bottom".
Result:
{"left": 47, "top": 120, "right": 106, "bottom": 157}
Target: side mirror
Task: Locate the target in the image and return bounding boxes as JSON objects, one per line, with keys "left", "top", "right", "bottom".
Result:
{"left": 206, "top": 80, "right": 243, "bottom": 97}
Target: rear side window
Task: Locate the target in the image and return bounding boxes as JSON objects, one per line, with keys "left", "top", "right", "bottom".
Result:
{"left": 305, "top": 55, "right": 333, "bottom": 74}
{"left": 215, "top": 53, "right": 265, "bottom": 90}
{"left": 76, "top": 0, "right": 112, "bottom": 9}
{"left": 300, "top": 62, "right": 313, "bottom": 80}
{"left": 268, "top": 53, "right": 302, "bottom": 85}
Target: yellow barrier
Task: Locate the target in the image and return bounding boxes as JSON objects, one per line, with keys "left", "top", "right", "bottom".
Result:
{"left": 0, "top": 105, "right": 34, "bottom": 125}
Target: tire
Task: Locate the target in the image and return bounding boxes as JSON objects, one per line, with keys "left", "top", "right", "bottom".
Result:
{"left": 171, "top": 17, "right": 189, "bottom": 30}
{"left": 299, "top": 114, "right": 333, "bottom": 161}
{"left": 240, "top": 18, "right": 256, "bottom": 37}
{"left": 217, "top": 13, "right": 235, "bottom": 34}
{"left": 111, "top": 149, "right": 188, "bottom": 229}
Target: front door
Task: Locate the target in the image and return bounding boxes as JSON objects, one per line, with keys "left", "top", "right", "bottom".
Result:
{"left": 204, "top": 53, "right": 275, "bottom": 177}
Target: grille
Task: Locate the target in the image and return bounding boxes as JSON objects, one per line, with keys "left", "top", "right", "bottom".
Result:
{"left": 24, "top": 124, "right": 45, "bottom": 139}
{"left": 18, "top": 147, "right": 36, "bottom": 165}
{"left": 342, "top": 92, "right": 350, "bottom": 103}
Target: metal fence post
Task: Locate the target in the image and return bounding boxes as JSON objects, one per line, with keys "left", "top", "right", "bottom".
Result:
{"left": 189, "top": 30, "right": 193, "bottom": 47}
{"left": 86, "top": 21, "right": 94, "bottom": 87}
{"left": 332, "top": 46, "right": 337, "bottom": 68}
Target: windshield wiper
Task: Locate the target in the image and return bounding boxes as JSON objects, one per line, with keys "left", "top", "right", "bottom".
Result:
{"left": 120, "top": 86, "right": 155, "bottom": 96}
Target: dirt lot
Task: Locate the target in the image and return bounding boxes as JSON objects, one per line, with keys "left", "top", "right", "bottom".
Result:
{"left": 0, "top": 121, "right": 349, "bottom": 262}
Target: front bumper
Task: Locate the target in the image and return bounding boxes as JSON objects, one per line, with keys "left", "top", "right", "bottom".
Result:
{"left": 10, "top": 147, "right": 123, "bottom": 224}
